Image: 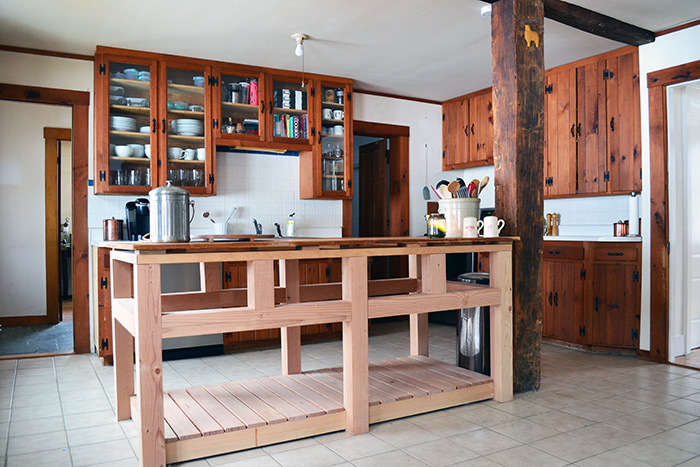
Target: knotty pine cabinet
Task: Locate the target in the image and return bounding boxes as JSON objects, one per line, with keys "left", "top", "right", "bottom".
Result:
{"left": 92, "top": 247, "right": 114, "bottom": 363}
{"left": 542, "top": 241, "right": 640, "bottom": 349}
{"left": 442, "top": 88, "right": 493, "bottom": 170}
{"left": 544, "top": 47, "right": 641, "bottom": 198}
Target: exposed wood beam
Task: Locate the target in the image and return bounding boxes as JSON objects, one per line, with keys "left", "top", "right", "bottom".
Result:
{"left": 481, "top": 0, "right": 655, "bottom": 46}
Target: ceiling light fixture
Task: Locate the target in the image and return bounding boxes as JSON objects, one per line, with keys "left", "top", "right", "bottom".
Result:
{"left": 291, "top": 33, "right": 308, "bottom": 57}
{"left": 481, "top": 5, "right": 492, "bottom": 18}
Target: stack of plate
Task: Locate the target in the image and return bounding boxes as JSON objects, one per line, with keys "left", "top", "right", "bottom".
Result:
{"left": 110, "top": 116, "right": 137, "bottom": 132}
{"left": 172, "top": 119, "right": 203, "bottom": 136}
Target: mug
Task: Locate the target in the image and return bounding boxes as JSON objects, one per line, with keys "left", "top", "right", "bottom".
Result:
{"left": 333, "top": 125, "right": 344, "bottom": 135}
{"left": 483, "top": 216, "right": 505, "bottom": 238}
{"left": 323, "top": 108, "right": 333, "bottom": 119}
{"left": 462, "top": 217, "right": 482, "bottom": 238}
{"left": 183, "top": 148, "right": 196, "bottom": 160}
{"left": 168, "top": 147, "right": 183, "bottom": 160}
{"left": 196, "top": 147, "right": 206, "bottom": 161}
{"left": 333, "top": 110, "right": 344, "bottom": 120}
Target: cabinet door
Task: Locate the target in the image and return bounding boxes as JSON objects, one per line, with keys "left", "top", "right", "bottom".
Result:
{"left": 606, "top": 51, "right": 642, "bottom": 194}
{"left": 544, "top": 260, "right": 585, "bottom": 343}
{"left": 214, "top": 67, "right": 265, "bottom": 144}
{"left": 544, "top": 68, "right": 577, "bottom": 197}
{"left": 268, "top": 73, "right": 311, "bottom": 144}
{"left": 159, "top": 61, "right": 215, "bottom": 194}
{"left": 95, "top": 55, "right": 159, "bottom": 194}
{"left": 442, "top": 98, "right": 467, "bottom": 170}
{"left": 590, "top": 263, "right": 640, "bottom": 348}
{"left": 468, "top": 90, "right": 493, "bottom": 165}
{"left": 577, "top": 60, "right": 608, "bottom": 195}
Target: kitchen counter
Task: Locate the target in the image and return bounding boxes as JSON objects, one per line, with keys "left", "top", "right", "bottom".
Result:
{"left": 544, "top": 235, "right": 641, "bottom": 242}
{"left": 104, "top": 236, "right": 515, "bottom": 465}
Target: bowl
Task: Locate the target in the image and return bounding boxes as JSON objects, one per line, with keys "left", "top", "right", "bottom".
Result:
{"left": 114, "top": 145, "right": 134, "bottom": 158}
{"left": 167, "top": 101, "right": 188, "bottom": 111}
{"left": 124, "top": 68, "right": 139, "bottom": 80}
{"left": 139, "top": 126, "right": 150, "bottom": 133}
{"left": 145, "top": 144, "right": 151, "bottom": 158}
{"left": 193, "top": 76, "right": 205, "bottom": 87}
{"left": 128, "top": 144, "right": 145, "bottom": 157}
{"left": 109, "top": 95, "right": 126, "bottom": 105}
{"left": 110, "top": 86, "right": 124, "bottom": 96}
{"left": 188, "top": 105, "right": 204, "bottom": 112}
{"left": 126, "top": 97, "right": 149, "bottom": 107}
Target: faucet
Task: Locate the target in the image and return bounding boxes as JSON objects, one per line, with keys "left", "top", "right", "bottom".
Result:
{"left": 252, "top": 218, "right": 262, "bottom": 235}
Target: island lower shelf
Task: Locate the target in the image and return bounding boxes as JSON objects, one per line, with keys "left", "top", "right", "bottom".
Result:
{"left": 131, "top": 356, "right": 493, "bottom": 463}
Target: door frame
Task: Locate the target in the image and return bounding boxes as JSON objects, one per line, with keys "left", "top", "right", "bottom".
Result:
{"left": 347, "top": 120, "right": 410, "bottom": 238}
{"left": 44, "top": 127, "right": 72, "bottom": 324}
{"left": 0, "top": 83, "right": 90, "bottom": 354}
{"left": 647, "top": 59, "right": 700, "bottom": 363}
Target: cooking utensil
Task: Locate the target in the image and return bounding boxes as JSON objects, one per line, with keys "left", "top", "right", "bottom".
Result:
{"left": 431, "top": 185, "right": 443, "bottom": 199}
{"left": 447, "top": 181, "right": 460, "bottom": 198}
{"left": 439, "top": 184, "right": 451, "bottom": 200}
{"left": 225, "top": 206, "right": 238, "bottom": 225}
{"left": 466, "top": 181, "right": 477, "bottom": 198}
{"left": 478, "top": 176, "right": 489, "bottom": 196}
{"left": 203, "top": 212, "right": 215, "bottom": 223}
{"left": 436, "top": 180, "right": 449, "bottom": 190}
{"left": 457, "top": 186, "right": 469, "bottom": 198}
{"left": 456, "top": 178, "right": 466, "bottom": 188}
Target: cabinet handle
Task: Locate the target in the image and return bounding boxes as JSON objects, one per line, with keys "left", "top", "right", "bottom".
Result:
{"left": 570, "top": 124, "right": 575, "bottom": 138}
{"left": 162, "top": 118, "right": 167, "bottom": 134}
{"left": 553, "top": 292, "right": 558, "bottom": 307}
{"left": 152, "top": 118, "right": 157, "bottom": 134}
{"left": 269, "top": 100, "right": 273, "bottom": 115}
{"left": 610, "top": 117, "right": 615, "bottom": 132}
{"left": 471, "top": 123, "right": 475, "bottom": 135}
{"left": 318, "top": 132, "right": 322, "bottom": 144}
{"left": 577, "top": 123, "right": 581, "bottom": 137}
{"left": 261, "top": 101, "right": 265, "bottom": 113}
{"left": 548, "top": 291, "right": 552, "bottom": 306}
{"left": 607, "top": 252, "right": 624, "bottom": 256}
{"left": 464, "top": 126, "right": 468, "bottom": 136}
{"left": 548, "top": 250, "right": 561, "bottom": 255}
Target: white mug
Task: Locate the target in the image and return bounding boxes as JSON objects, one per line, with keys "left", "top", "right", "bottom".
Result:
{"left": 183, "top": 148, "right": 196, "bottom": 160}
{"left": 144, "top": 144, "right": 151, "bottom": 158}
{"left": 483, "top": 216, "right": 505, "bottom": 237}
{"left": 333, "top": 125, "right": 344, "bottom": 135}
{"left": 333, "top": 109, "right": 344, "bottom": 120}
{"left": 462, "top": 217, "right": 482, "bottom": 238}
{"left": 196, "top": 147, "right": 206, "bottom": 161}
{"left": 168, "top": 147, "right": 183, "bottom": 160}
{"left": 322, "top": 108, "right": 333, "bottom": 119}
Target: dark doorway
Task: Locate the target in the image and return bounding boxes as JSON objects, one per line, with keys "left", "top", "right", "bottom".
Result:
{"left": 358, "top": 138, "right": 389, "bottom": 279}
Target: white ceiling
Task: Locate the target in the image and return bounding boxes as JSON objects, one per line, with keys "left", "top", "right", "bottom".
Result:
{"left": 1, "top": 0, "right": 700, "bottom": 101}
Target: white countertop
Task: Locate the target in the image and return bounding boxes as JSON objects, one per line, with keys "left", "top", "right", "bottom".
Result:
{"left": 544, "top": 235, "right": 642, "bottom": 243}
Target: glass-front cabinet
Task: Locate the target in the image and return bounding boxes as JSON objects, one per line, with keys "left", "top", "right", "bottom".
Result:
{"left": 269, "top": 73, "right": 311, "bottom": 145}
{"left": 159, "top": 61, "right": 214, "bottom": 194}
{"left": 94, "top": 52, "right": 215, "bottom": 195}
{"left": 214, "top": 67, "right": 265, "bottom": 143}
{"left": 95, "top": 55, "right": 158, "bottom": 194}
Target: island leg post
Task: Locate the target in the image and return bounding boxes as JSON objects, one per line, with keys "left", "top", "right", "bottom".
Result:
{"left": 490, "top": 249, "right": 513, "bottom": 402}
{"left": 280, "top": 259, "right": 301, "bottom": 375}
{"left": 111, "top": 256, "right": 134, "bottom": 422}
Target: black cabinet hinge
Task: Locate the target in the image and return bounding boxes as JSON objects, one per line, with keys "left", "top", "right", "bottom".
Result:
{"left": 224, "top": 271, "right": 231, "bottom": 283}
{"left": 633, "top": 270, "right": 640, "bottom": 282}
{"left": 99, "top": 64, "right": 106, "bottom": 75}
{"left": 100, "top": 277, "right": 108, "bottom": 289}
{"left": 101, "top": 338, "right": 109, "bottom": 350}
{"left": 640, "top": 168, "right": 643, "bottom": 180}
{"left": 99, "top": 170, "right": 106, "bottom": 182}
{"left": 442, "top": 113, "right": 445, "bottom": 121}
{"left": 209, "top": 174, "right": 215, "bottom": 184}
{"left": 545, "top": 84, "right": 553, "bottom": 94}
{"left": 603, "top": 69, "right": 614, "bottom": 80}
{"left": 632, "top": 329, "right": 638, "bottom": 340}
{"left": 310, "top": 87, "right": 315, "bottom": 97}
{"left": 442, "top": 150, "right": 445, "bottom": 159}
{"left": 348, "top": 179, "right": 352, "bottom": 189}
{"left": 579, "top": 326, "right": 586, "bottom": 336}
{"left": 325, "top": 266, "right": 330, "bottom": 278}
{"left": 213, "top": 119, "right": 219, "bottom": 129}
{"left": 208, "top": 76, "right": 219, "bottom": 86}
{"left": 580, "top": 268, "right": 586, "bottom": 280}
{"left": 594, "top": 296, "right": 599, "bottom": 312}
{"left": 347, "top": 91, "right": 351, "bottom": 102}
{"left": 157, "top": 159, "right": 162, "bottom": 167}
{"left": 604, "top": 171, "right": 610, "bottom": 182}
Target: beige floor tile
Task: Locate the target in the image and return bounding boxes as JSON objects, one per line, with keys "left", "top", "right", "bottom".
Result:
{"left": 8, "top": 415, "right": 64, "bottom": 437}
{"left": 490, "top": 399, "right": 551, "bottom": 418}
{"left": 5, "top": 447, "right": 72, "bottom": 467}
{"left": 352, "top": 449, "right": 428, "bottom": 466}
{"left": 0, "top": 408, "right": 9, "bottom": 424}
{"left": 568, "top": 423, "right": 641, "bottom": 449}
{"left": 449, "top": 404, "right": 521, "bottom": 427}
{"left": 647, "top": 427, "right": 700, "bottom": 455}
{"left": 632, "top": 406, "right": 698, "bottom": 428}
{"left": 676, "top": 457, "right": 700, "bottom": 467}
{"left": 269, "top": 442, "right": 346, "bottom": 467}
{"left": 559, "top": 401, "right": 623, "bottom": 422}
{"left": 593, "top": 394, "right": 654, "bottom": 413}
{"left": 17, "top": 358, "right": 54, "bottom": 369}
{"left": 614, "top": 438, "right": 696, "bottom": 467}
{"left": 409, "top": 413, "right": 481, "bottom": 437}
{"left": 322, "top": 432, "right": 394, "bottom": 460}
{"left": 61, "top": 396, "right": 113, "bottom": 415}
{"left": 575, "top": 450, "right": 654, "bottom": 467}
{"left": 71, "top": 438, "right": 135, "bottom": 466}
{"left": 553, "top": 385, "right": 608, "bottom": 402}
{"left": 63, "top": 408, "right": 117, "bottom": 430}
{"left": 663, "top": 398, "right": 700, "bottom": 417}
{"left": 449, "top": 457, "right": 503, "bottom": 467}
{"left": 6, "top": 429, "right": 67, "bottom": 456}
{"left": 67, "top": 422, "right": 126, "bottom": 447}
{"left": 205, "top": 447, "right": 270, "bottom": 465}
{"left": 489, "top": 419, "right": 559, "bottom": 444}
{"left": 676, "top": 377, "right": 700, "bottom": 390}
{"left": 10, "top": 391, "right": 60, "bottom": 408}
{"left": 602, "top": 413, "right": 670, "bottom": 437}
{"left": 10, "top": 403, "right": 62, "bottom": 421}
{"left": 648, "top": 381, "right": 700, "bottom": 398}
{"left": 59, "top": 387, "right": 110, "bottom": 403}
{"left": 84, "top": 458, "right": 140, "bottom": 466}
{"left": 403, "top": 438, "right": 479, "bottom": 467}
{"left": 449, "top": 428, "right": 521, "bottom": 456}
{"left": 519, "top": 390, "right": 579, "bottom": 409}
{"left": 369, "top": 419, "right": 440, "bottom": 449}
{"left": 13, "top": 374, "right": 57, "bottom": 387}
{"left": 208, "top": 454, "right": 282, "bottom": 466}
{"left": 261, "top": 437, "right": 318, "bottom": 454}
{"left": 532, "top": 432, "right": 606, "bottom": 462}
{"left": 681, "top": 419, "right": 700, "bottom": 434}
{"left": 527, "top": 410, "right": 592, "bottom": 432}
{"left": 624, "top": 388, "right": 679, "bottom": 404}
{"left": 486, "top": 445, "right": 567, "bottom": 467}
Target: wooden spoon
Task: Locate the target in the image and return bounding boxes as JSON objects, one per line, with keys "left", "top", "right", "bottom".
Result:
{"left": 478, "top": 176, "right": 489, "bottom": 196}
{"left": 447, "top": 181, "right": 460, "bottom": 199}
{"left": 439, "top": 184, "right": 451, "bottom": 200}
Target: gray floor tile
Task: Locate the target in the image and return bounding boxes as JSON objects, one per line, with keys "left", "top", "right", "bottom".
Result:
{"left": 531, "top": 432, "right": 607, "bottom": 462}
{"left": 369, "top": 419, "right": 441, "bottom": 449}
{"left": 6, "top": 447, "right": 72, "bottom": 467}
{"left": 352, "top": 450, "right": 428, "bottom": 466}
{"left": 322, "top": 432, "right": 394, "bottom": 461}
{"left": 71, "top": 438, "right": 135, "bottom": 466}
{"left": 486, "top": 445, "right": 567, "bottom": 467}
{"left": 449, "top": 428, "right": 522, "bottom": 456}
{"left": 402, "top": 438, "right": 479, "bottom": 467}
{"left": 614, "top": 438, "right": 696, "bottom": 467}
{"left": 269, "top": 443, "right": 346, "bottom": 467}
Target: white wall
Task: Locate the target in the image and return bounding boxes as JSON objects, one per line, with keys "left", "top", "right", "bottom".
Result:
{"left": 638, "top": 24, "right": 700, "bottom": 352}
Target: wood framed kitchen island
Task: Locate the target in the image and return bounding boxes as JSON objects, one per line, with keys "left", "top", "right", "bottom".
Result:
{"left": 105, "top": 237, "right": 514, "bottom": 466}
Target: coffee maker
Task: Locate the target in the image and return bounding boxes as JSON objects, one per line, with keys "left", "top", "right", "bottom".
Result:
{"left": 125, "top": 198, "right": 150, "bottom": 241}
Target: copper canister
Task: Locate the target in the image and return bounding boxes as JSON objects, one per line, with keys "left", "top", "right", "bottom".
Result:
{"left": 613, "top": 220, "right": 629, "bottom": 237}
{"left": 103, "top": 218, "right": 123, "bottom": 241}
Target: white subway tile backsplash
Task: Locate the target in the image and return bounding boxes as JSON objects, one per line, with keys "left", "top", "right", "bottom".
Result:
{"left": 544, "top": 194, "right": 632, "bottom": 237}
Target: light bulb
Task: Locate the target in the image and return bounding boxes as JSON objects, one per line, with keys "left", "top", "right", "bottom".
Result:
{"left": 295, "top": 42, "right": 304, "bottom": 57}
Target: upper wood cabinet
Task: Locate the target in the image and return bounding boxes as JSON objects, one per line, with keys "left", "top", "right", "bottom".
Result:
{"left": 95, "top": 53, "right": 216, "bottom": 195}
{"left": 212, "top": 65, "right": 266, "bottom": 145}
{"left": 544, "top": 47, "right": 641, "bottom": 198}
{"left": 442, "top": 88, "right": 493, "bottom": 170}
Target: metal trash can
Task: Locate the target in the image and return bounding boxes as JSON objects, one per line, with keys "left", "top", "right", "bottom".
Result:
{"left": 456, "top": 272, "right": 490, "bottom": 375}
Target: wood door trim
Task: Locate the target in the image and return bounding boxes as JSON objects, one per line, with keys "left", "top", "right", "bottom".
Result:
{"left": 0, "top": 82, "right": 90, "bottom": 354}
{"left": 44, "top": 127, "right": 72, "bottom": 324}
{"left": 353, "top": 89, "right": 441, "bottom": 106}
{"left": 0, "top": 44, "right": 94, "bottom": 62}
{"left": 354, "top": 120, "right": 410, "bottom": 138}
{"left": 646, "top": 58, "right": 700, "bottom": 363}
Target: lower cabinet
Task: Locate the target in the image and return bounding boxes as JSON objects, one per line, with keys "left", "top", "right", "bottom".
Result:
{"left": 92, "top": 247, "right": 113, "bottom": 364}
{"left": 542, "top": 241, "right": 640, "bottom": 349}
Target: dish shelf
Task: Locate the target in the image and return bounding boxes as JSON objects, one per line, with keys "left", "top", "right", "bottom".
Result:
{"left": 110, "top": 105, "right": 150, "bottom": 115}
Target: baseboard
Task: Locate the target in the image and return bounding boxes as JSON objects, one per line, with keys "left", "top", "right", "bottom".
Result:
{"left": 0, "top": 315, "right": 49, "bottom": 326}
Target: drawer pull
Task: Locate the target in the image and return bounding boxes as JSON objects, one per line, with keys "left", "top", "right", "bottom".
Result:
{"left": 548, "top": 291, "right": 552, "bottom": 305}
{"left": 548, "top": 251, "right": 561, "bottom": 255}
{"left": 607, "top": 252, "right": 624, "bottom": 256}
{"left": 553, "top": 292, "right": 558, "bottom": 307}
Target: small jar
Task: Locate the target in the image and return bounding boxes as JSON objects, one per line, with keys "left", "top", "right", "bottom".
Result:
{"left": 426, "top": 213, "right": 446, "bottom": 238}
{"left": 336, "top": 89, "right": 344, "bottom": 104}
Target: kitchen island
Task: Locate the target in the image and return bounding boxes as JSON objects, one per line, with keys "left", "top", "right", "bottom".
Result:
{"left": 105, "top": 237, "right": 515, "bottom": 466}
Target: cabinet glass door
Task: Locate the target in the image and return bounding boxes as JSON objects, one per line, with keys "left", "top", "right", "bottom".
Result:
{"left": 162, "top": 64, "right": 210, "bottom": 192}
{"left": 320, "top": 85, "right": 346, "bottom": 193}
{"left": 218, "top": 71, "right": 262, "bottom": 140}
{"left": 106, "top": 59, "right": 156, "bottom": 191}
{"left": 270, "top": 77, "right": 309, "bottom": 142}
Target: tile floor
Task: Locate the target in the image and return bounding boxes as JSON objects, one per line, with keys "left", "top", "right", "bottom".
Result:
{"left": 1, "top": 320, "right": 700, "bottom": 467}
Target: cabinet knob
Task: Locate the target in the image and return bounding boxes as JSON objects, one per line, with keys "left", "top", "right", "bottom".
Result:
{"left": 570, "top": 124, "right": 576, "bottom": 138}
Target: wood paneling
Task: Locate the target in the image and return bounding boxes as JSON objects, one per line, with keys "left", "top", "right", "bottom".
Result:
{"left": 577, "top": 60, "right": 607, "bottom": 194}
{"left": 544, "top": 67, "right": 577, "bottom": 196}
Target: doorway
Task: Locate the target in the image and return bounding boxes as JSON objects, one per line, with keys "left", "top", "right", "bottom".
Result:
{"left": 668, "top": 80, "right": 700, "bottom": 369}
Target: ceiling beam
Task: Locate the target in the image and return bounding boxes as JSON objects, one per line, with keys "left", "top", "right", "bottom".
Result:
{"left": 481, "top": 0, "right": 655, "bottom": 46}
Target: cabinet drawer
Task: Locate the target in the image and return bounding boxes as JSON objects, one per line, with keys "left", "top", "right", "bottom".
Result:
{"left": 593, "top": 245, "right": 638, "bottom": 262}
{"left": 543, "top": 245, "right": 584, "bottom": 261}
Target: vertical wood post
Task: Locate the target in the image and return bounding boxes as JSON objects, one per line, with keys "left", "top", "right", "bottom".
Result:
{"left": 492, "top": 0, "right": 545, "bottom": 392}
{"left": 280, "top": 259, "right": 302, "bottom": 375}
{"left": 134, "top": 262, "right": 165, "bottom": 467}
{"left": 490, "top": 250, "right": 514, "bottom": 401}
{"left": 342, "top": 256, "right": 369, "bottom": 435}
{"left": 410, "top": 254, "right": 446, "bottom": 356}
{"left": 111, "top": 256, "right": 134, "bottom": 421}
{"left": 199, "top": 262, "right": 222, "bottom": 292}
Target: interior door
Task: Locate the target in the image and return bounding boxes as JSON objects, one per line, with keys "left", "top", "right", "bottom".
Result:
{"left": 359, "top": 139, "right": 388, "bottom": 279}
{"left": 685, "top": 85, "right": 700, "bottom": 350}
